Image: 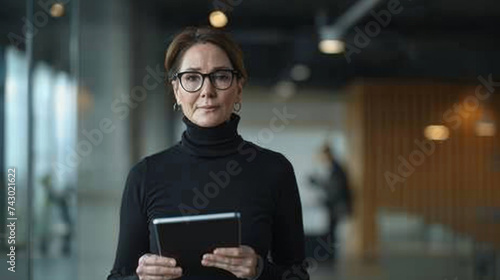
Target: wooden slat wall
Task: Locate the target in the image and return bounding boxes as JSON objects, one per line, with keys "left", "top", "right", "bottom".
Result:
{"left": 347, "top": 80, "right": 500, "bottom": 258}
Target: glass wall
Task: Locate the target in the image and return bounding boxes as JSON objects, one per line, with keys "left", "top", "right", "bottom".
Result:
{"left": 1, "top": 1, "right": 78, "bottom": 280}
{"left": 2, "top": 42, "right": 30, "bottom": 280}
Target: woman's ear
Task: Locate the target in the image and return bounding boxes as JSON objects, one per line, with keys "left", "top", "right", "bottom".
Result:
{"left": 236, "top": 78, "right": 243, "bottom": 102}
{"left": 171, "top": 80, "right": 180, "bottom": 103}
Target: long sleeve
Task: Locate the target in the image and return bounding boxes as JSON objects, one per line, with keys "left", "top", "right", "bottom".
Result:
{"left": 259, "top": 158, "right": 309, "bottom": 280}
{"left": 108, "top": 160, "right": 149, "bottom": 280}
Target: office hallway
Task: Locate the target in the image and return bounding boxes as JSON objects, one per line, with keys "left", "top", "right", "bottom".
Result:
{"left": 5, "top": 201, "right": 477, "bottom": 280}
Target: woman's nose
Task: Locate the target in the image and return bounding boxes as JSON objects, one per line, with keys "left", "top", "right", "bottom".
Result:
{"left": 199, "top": 76, "right": 216, "bottom": 98}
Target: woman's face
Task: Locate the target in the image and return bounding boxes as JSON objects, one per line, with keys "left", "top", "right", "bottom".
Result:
{"left": 172, "top": 43, "right": 243, "bottom": 127}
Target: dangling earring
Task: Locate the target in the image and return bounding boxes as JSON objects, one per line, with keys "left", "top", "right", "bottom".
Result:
{"left": 173, "top": 102, "right": 181, "bottom": 111}
{"left": 233, "top": 102, "right": 241, "bottom": 113}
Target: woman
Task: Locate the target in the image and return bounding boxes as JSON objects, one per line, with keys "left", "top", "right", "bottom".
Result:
{"left": 108, "top": 26, "right": 309, "bottom": 280}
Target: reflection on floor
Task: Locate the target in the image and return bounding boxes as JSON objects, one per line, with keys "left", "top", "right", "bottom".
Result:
{"left": 300, "top": 210, "right": 476, "bottom": 280}
{"left": 1, "top": 206, "right": 490, "bottom": 280}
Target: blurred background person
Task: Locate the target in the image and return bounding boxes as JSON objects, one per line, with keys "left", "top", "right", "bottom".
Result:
{"left": 308, "top": 143, "right": 353, "bottom": 265}
{"left": 39, "top": 172, "right": 75, "bottom": 257}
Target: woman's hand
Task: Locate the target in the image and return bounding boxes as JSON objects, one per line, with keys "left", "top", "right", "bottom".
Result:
{"left": 201, "top": 245, "right": 261, "bottom": 279}
{"left": 136, "top": 253, "right": 182, "bottom": 280}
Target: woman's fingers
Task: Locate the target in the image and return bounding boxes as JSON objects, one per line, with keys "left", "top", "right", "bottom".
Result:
{"left": 136, "top": 254, "right": 182, "bottom": 280}
{"left": 138, "top": 275, "right": 178, "bottom": 280}
{"left": 201, "top": 246, "right": 258, "bottom": 278}
{"left": 137, "top": 265, "right": 182, "bottom": 276}
{"left": 139, "top": 254, "right": 177, "bottom": 267}
{"left": 214, "top": 247, "right": 243, "bottom": 257}
{"left": 203, "top": 253, "right": 254, "bottom": 266}
{"left": 215, "top": 245, "right": 254, "bottom": 256}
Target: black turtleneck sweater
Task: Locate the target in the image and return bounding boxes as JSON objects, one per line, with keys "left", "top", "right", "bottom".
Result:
{"left": 108, "top": 114, "right": 309, "bottom": 280}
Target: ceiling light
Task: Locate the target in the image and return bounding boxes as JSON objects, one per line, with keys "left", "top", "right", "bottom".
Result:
{"left": 319, "top": 39, "right": 345, "bottom": 54}
{"left": 209, "top": 11, "right": 228, "bottom": 28}
{"left": 50, "top": 3, "right": 65, "bottom": 18}
{"left": 475, "top": 120, "right": 496, "bottom": 137}
{"left": 424, "top": 125, "right": 450, "bottom": 141}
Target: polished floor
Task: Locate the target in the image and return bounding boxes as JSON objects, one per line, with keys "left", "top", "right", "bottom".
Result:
{"left": 0, "top": 204, "right": 492, "bottom": 280}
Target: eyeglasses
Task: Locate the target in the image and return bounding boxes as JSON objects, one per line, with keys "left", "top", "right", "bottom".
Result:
{"left": 173, "top": 69, "right": 240, "bottom": 93}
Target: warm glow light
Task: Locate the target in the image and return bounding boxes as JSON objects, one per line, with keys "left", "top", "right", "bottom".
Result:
{"left": 209, "top": 11, "right": 228, "bottom": 28}
{"left": 319, "top": 39, "right": 345, "bottom": 54}
{"left": 424, "top": 125, "right": 450, "bottom": 141}
{"left": 475, "top": 121, "right": 496, "bottom": 137}
{"left": 50, "top": 3, "right": 65, "bottom": 17}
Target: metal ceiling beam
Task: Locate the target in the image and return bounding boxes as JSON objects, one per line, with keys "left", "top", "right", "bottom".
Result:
{"left": 319, "top": 0, "right": 383, "bottom": 39}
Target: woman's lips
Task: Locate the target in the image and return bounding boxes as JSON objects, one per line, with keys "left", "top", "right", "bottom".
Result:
{"left": 198, "top": 105, "right": 219, "bottom": 111}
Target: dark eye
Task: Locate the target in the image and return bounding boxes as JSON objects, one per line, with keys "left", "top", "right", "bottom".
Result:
{"left": 183, "top": 74, "right": 201, "bottom": 82}
{"left": 213, "top": 71, "right": 231, "bottom": 81}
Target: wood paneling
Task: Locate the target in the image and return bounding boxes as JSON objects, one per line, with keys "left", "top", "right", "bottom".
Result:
{"left": 347, "top": 80, "right": 500, "bottom": 258}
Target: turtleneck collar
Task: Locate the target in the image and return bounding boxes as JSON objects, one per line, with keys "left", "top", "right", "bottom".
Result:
{"left": 180, "top": 113, "right": 244, "bottom": 157}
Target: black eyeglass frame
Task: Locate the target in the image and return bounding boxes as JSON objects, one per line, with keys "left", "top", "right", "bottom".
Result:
{"left": 172, "top": 69, "right": 241, "bottom": 93}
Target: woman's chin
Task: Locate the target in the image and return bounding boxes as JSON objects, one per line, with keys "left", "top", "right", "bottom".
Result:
{"left": 193, "top": 116, "right": 225, "bottom": 128}
{"left": 193, "top": 110, "right": 230, "bottom": 127}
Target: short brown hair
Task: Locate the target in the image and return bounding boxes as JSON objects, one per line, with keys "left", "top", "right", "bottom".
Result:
{"left": 164, "top": 26, "right": 247, "bottom": 85}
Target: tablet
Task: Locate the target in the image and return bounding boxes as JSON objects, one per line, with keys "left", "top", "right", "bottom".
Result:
{"left": 153, "top": 212, "right": 241, "bottom": 277}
